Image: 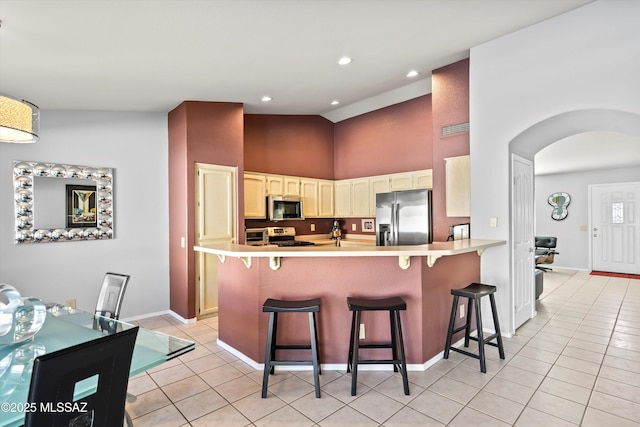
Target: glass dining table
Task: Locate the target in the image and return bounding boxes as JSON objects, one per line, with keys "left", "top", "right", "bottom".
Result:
{"left": 0, "top": 308, "right": 195, "bottom": 427}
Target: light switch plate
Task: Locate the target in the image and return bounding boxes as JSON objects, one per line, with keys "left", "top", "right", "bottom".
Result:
{"left": 352, "top": 223, "right": 357, "bottom": 231}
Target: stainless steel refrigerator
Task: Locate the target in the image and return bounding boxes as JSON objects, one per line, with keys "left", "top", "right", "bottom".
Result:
{"left": 376, "top": 189, "right": 433, "bottom": 246}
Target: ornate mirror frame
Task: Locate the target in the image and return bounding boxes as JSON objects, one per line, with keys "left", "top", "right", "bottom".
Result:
{"left": 13, "top": 161, "right": 114, "bottom": 244}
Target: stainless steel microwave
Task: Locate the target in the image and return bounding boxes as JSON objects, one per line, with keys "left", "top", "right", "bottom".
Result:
{"left": 268, "top": 196, "right": 304, "bottom": 221}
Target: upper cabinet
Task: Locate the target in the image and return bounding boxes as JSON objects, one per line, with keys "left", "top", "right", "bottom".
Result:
{"left": 317, "top": 180, "right": 335, "bottom": 218}
{"left": 283, "top": 177, "right": 300, "bottom": 196}
{"left": 246, "top": 172, "right": 334, "bottom": 218}
{"left": 244, "top": 173, "right": 267, "bottom": 219}
{"left": 389, "top": 172, "right": 413, "bottom": 191}
{"left": 334, "top": 180, "right": 352, "bottom": 217}
{"left": 300, "top": 178, "right": 318, "bottom": 217}
{"left": 245, "top": 169, "right": 431, "bottom": 219}
{"left": 412, "top": 169, "right": 433, "bottom": 189}
{"left": 335, "top": 169, "right": 433, "bottom": 217}
{"left": 445, "top": 155, "right": 470, "bottom": 217}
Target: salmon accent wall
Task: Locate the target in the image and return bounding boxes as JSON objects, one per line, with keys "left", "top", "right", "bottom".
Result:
{"left": 333, "top": 95, "right": 433, "bottom": 180}
{"left": 217, "top": 252, "right": 480, "bottom": 365}
{"left": 244, "top": 114, "right": 334, "bottom": 179}
{"left": 431, "top": 59, "right": 471, "bottom": 242}
{"left": 168, "top": 101, "right": 244, "bottom": 319}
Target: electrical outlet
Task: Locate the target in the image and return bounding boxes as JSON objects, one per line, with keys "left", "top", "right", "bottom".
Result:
{"left": 359, "top": 323, "right": 365, "bottom": 340}
{"left": 310, "top": 223, "right": 316, "bottom": 232}
{"left": 459, "top": 304, "right": 465, "bottom": 318}
{"left": 352, "top": 223, "right": 357, "bottom": 231}
{"left": 66, "top": 298, "right": 76, "bottom": 309}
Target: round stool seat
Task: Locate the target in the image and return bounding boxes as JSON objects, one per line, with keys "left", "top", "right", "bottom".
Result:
{"left": 451, "top": 283, "right": 496, "bottom": 299}
{"left": 347, "top": 296, "right": 406, "bottom": 312}
{"left": 263, "top": 298, "right": 321, "bottom": 313}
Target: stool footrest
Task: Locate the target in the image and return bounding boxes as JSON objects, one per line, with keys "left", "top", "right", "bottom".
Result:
{"left": 468, "top": 333, "right": 501, "bottom": 345}
{"left": 451, "top": 324, "right": 469, "bottom": 335}
{"left": 357, "top": 343, "right": 393, "bottom": 349}
{"left": 353, "top": 359, "right": 402, "bottom": 365}
{"left": 269, "top": 360, "right": 315, "bottom": 366}
{"left": 449, "top": 347, "right": 481, "bottom": 360}
{"left": 275, "top": 344, "right": 312, "bottom": 350}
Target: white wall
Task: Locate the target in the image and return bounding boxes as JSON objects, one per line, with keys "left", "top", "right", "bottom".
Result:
{"left": 470, "top": 0, "right": 640, "bottom": 333}
{"left": 535, "top": 166, "right": 640, "bottom": 270}
{"left": 0, "top": 110, "right": 170, "bottom": 319}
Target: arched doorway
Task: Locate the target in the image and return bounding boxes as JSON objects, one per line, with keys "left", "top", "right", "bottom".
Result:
{"left": 509, "top": 109, "right": 640, "bottom": 329}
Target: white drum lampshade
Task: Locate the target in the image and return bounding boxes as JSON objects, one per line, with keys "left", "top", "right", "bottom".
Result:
{"left": 0, "top": 94, "right": 40, "bottom": 143}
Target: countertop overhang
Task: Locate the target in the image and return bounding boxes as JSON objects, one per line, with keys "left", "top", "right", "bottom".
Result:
{"left": 194, "top": 239, "right": 505, "bottom": 270}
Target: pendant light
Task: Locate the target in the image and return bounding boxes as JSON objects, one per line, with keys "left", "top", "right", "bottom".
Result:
{"left": 0, "top": 94, "right": 40, "bottom": 143}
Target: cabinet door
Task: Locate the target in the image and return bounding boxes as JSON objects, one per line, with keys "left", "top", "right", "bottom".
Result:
{"left": 445, "top": 155, "right": 470, "bottom": 217}
{"left": 351, "top": 179, "right": 371, "bottom": 217}
{"left": 390, "top": 172, "right": 413, "bottom": 191}
{"left": 318, "top": 180, "right": 335, "bottom": 217}
{"left": 369, "top": 176, "right": 390, "bottom": 216}
{"left": 334, "top": 180, "right": 352, "bottom": 217}
{"left": 283, "top": 177, "right": 300, "bottom": 196}
{"left": 266, "top": 175, "right": 284, "bottom": 195}
{"left": 300, "top": 179, "right": 319, "bottom": 217}
{"left": 244, "top": 173, "right": 267, "bottom": 219}
{"left": 413, "top": 169, "right": 433, "bottom": 189}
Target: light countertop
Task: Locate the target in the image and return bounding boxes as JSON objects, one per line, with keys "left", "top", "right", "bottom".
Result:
{"left": 194, "top": 239, "right": 505, "bottom": 270}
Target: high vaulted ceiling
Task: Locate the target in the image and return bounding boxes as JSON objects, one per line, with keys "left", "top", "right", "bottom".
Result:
{"left": 1, "top": 0, "right": 592, "bottom": 121}
{"left": 4, "top": 0, "right": 638, "bottom": 175}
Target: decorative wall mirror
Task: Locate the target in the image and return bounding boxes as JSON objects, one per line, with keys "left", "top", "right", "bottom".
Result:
{"left": 13, "top": 161, "right": 114, "bottom": 244}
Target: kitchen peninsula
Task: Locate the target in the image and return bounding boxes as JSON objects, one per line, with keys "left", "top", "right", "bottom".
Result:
{"left": 195, "top": 239, "right": 504, "bottom": 368}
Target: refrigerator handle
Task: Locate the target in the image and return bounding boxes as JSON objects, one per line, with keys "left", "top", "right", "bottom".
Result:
{"left": 393, "top": 202, "right": 400, "bottom": 244}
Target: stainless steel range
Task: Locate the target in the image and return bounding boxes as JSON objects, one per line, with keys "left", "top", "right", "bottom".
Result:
{"left": 266, "top": 227, "right": 315, "bottom": 247}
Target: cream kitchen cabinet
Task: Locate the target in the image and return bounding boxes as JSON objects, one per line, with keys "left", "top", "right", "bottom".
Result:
{"left": 300, "top": 178, "right": 319, "bottom": 217}
{"left": 283, "top": 177, "right": 300, "bottom": 196}
{"left": 244, "top": 173, "right": 267, "bottom": 219}
{"left": 351, "top": 179, "right": 370, "bottom": 216}
{"left": 334, "top": 178, "right": 370, "bottom": 217}
{"left": 389, "top": 172, "right": 414, "bottom": 191}
{"left": 334, "top": 180, "right": 352, "bottom": 217}
{"left": 266, "top": 175, "right": 283, "bottom": 196}
{"left": 317, "top": 179, "right": 334, "bottom": 217}
{"left": 445, "top": 155, "right": 470, "bottom": 217}
{"left": 369, "top": 175, "right": 391, "bottom": 216}
{"left": 412, "top": 169, "right": 433, "bottom": 189}
{"left": 300, "top": 178, "right": 334, "bottom": 218}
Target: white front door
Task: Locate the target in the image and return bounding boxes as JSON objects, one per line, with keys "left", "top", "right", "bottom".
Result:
{"left": 195, "top": 163, "right": 237, "bottom": 318}
{"left": 591, "top": 182, "right": 640, "bottom": 274}
{"left": 512, "top": 154, "right": 536, "bottom": 330}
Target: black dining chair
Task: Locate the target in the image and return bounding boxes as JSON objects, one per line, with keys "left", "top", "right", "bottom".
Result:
{"left": 24, "top": 326, "right": 139, "bottom": 427}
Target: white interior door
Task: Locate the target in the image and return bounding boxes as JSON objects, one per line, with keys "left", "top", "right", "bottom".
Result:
{"left": 195, "top": 163, "right": 236, "bottom": 318}
{"left": 591, "top": 182, "right": 640, "bottom": 274}
{"left": 512, "top": 154, "right": 536, "bottom": 330}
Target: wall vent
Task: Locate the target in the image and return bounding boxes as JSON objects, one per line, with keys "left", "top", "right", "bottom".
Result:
{"left": 441, "top": 121, "right": 470, "bottom": 136}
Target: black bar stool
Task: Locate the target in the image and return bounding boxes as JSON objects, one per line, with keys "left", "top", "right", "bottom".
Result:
{"left": 346, "top": 296, "right": 409, "bottom": 396}
{"left": 262, "top": 298, "right": 321, "bottom": 398}
{"left": 443, "top": 283, "right": 505, "bottom": 373}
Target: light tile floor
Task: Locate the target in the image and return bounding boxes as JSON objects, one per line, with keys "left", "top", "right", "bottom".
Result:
{"left": 127, "top": 269, "right": 640, "bottom": 426}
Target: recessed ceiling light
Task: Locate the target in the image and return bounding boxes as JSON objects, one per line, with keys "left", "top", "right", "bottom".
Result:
{"left": 261, "top": 96, "right": 272, "bottom": 102}
{"left": 331, "top": 100, "right": 340, "bottom": 106}
{"left": 406, "top": 70, "right": 419, "bottom": 78}
{"left": 337, "top": 57, "right": 352, "bottom": 66}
